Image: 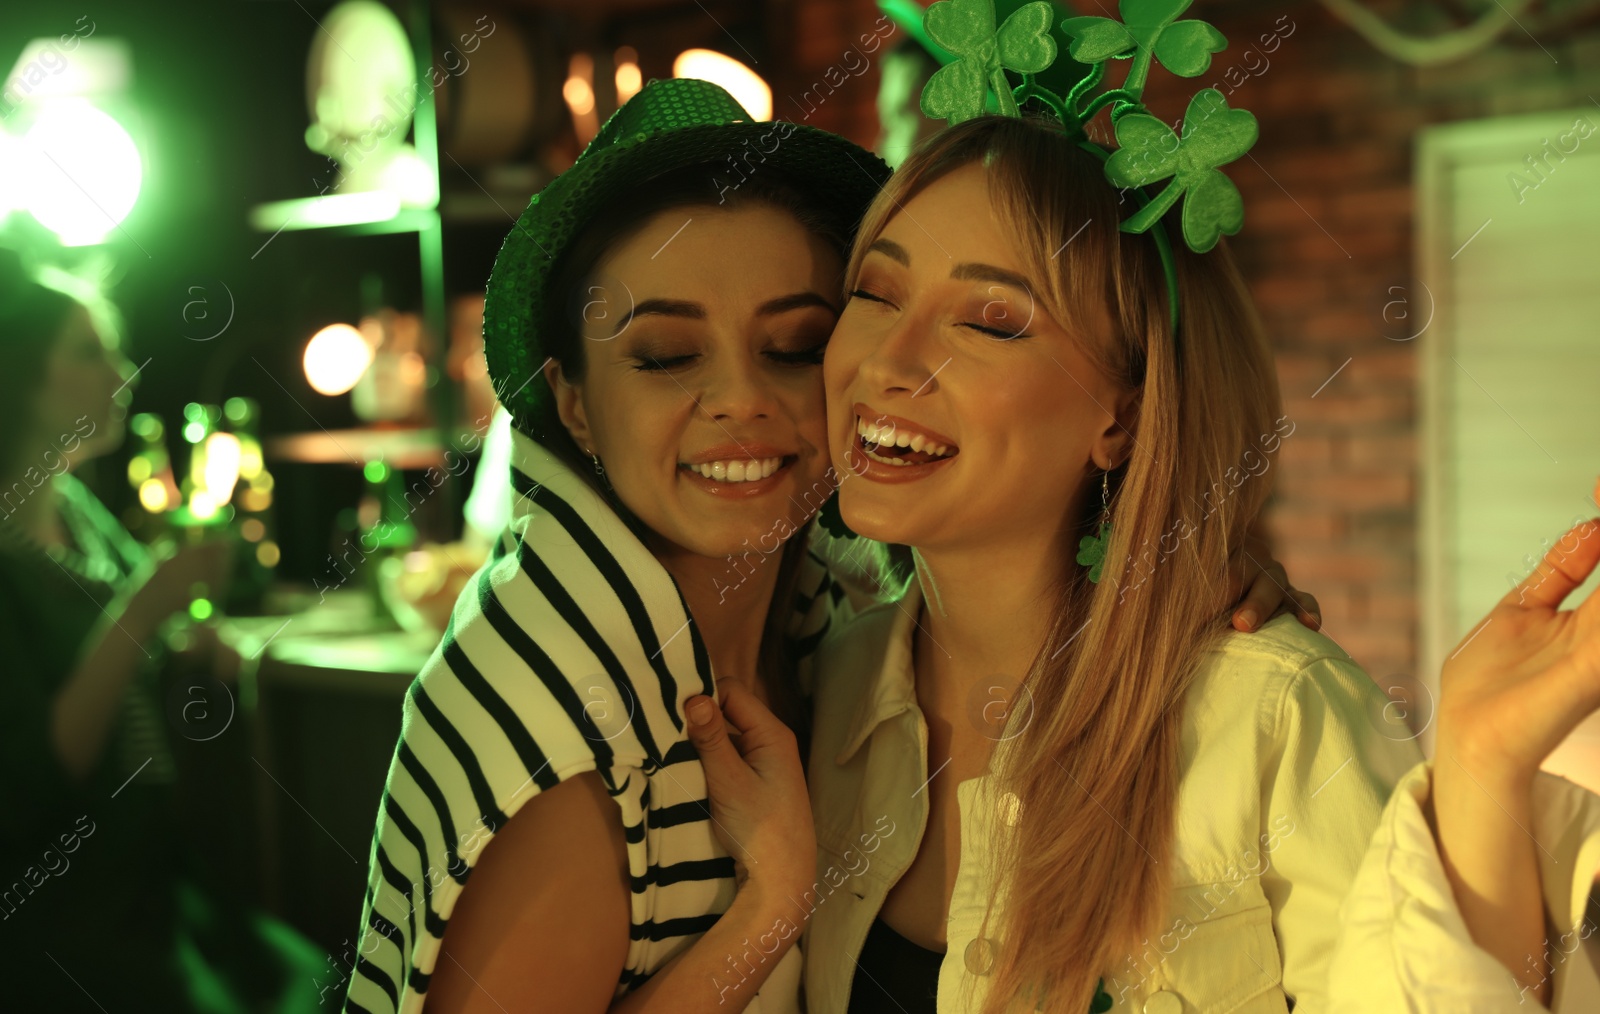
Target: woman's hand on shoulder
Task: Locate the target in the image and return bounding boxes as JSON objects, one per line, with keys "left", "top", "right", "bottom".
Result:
{"left": 1224, "top": 527, "right": 1321, "bottom": 633}
{"left": 686, "top": 682, "right": 817, "bottom": 899}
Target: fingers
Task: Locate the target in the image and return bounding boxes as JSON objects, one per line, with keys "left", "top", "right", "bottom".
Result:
{"left": 1292, "top": 589, "right": 1322, "bottom": 631}
{"left": 715, "top": 682, "right": 797, "bottom": 766}
{"left": 685, "top": 694, "right": 736, "bottom": 762}
{"left": 1231, "top": 558, "right": 1288, "bottom": 632}
{"left": 1503, "top": 517, "right": 1600, "bottom": 611}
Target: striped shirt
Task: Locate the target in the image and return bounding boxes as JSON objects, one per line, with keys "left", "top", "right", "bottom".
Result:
{"left": 343, "top": 431, "right": 882, "bottom": 1013}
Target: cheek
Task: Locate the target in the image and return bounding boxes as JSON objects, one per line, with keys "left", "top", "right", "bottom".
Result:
{"left": 822, "top": 331, "right": 862, "bottom": 422}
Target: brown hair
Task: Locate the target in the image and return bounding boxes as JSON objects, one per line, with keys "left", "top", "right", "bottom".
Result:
{"left": 845, "top": 116, "right": 1281, "bottom": 1012}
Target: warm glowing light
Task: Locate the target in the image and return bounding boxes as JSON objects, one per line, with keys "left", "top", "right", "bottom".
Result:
{"left": 257, "top": 541, "right": 281, "bottom": 567}
{"left": 615, "top": 47, "right": 641, "bottom": 103}
{"left": 138, "top": 477, "right": 169, "bottom": 512}
{"left": 238, "top": 437, "right": 263, "bottom": 479}
{"left": 303, "top": 323, "right": 373, "bottom": 396}
{"left": 203, "top": 432, "right": 242, "bottom": 506}
{"left": 239, "top": 488, "right": 272, "bottom": 512}
{"left": 20, "top": 98, "right": 143, "bottom": 245}
{"left": 127, "top": 456, "right": 152, "bottom": 484}
{"left": 565, "top": 53, "right": 598, "bottom": 144}
{"left": 189, "top": 489, "right": 219, "bottom": 520}
{"left": 562, "top": 75, "right": 594, "bottom": 117}
{"left": 672, "top": 50, "right": 770, "bottom": 120}
{"left": 240, "top": 518, "right": 266, "bottom": 542}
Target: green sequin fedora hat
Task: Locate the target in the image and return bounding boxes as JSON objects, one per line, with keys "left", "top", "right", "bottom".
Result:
{"left": 483, "top": 76, "right": 893, "bottom": 429}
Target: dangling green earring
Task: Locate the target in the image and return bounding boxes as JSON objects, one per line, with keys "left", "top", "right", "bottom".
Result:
{"left": 1075, "top": 470, "right": 1112, "bottom": 584}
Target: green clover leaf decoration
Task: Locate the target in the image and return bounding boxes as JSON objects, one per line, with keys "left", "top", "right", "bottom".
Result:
{"left": 1103, "top": 88, "right": 1257, "bottom": 252}
{"left": 1060, "top": 0, "right": 1227, "bottom": 97}
{"left": 1075, "top": 523, "right": 1110, "bottom": 584}
{"left": 920, "top": 0, "right": 1057, "bottom": 124}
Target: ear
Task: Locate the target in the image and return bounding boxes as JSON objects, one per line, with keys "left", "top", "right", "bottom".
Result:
{"left": 544, "top": 358, "right": 594, "bottom": 454}
{"left": 1090, "top": 387, "right": 1141, "bottom": 471}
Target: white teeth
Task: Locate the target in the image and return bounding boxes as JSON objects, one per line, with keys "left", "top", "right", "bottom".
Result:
{"left": 684, "top": 456, "right": 784, "bottom": 484}
{"left": 856, "top": 415, "right": 953, "bottom": 460}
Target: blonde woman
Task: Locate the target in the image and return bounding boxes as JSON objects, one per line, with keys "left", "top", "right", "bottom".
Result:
{"left": 691, "top": 114, "right": 1421, "bottom": 1013}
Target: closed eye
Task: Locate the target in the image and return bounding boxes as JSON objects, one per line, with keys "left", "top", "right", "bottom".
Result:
{"left": 848, "top": 288, "right": 892, "bottom": 306}
{"left": 631, "top": 354, "right": 697, "bottom": 372}
{"left": 964, "top": 322, "right": 1030, "bottom": 340}
{"left": 766, "top": 344, "right": 826, "bottom": 367}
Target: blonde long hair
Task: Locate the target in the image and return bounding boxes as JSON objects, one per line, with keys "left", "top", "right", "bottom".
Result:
{"left": 844, "top": 116, "right": 1282, "bottom": 1012}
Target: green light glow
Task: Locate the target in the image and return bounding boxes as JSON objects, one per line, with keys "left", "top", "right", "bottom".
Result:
{"left": 248, "top": 191, "right": 402, "bottom": 232}
{"left": 19, "top": 99, "right": 142, "bottom": 246}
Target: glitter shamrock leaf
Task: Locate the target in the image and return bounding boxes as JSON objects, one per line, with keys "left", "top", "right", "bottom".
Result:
{"left": 920, "top": 0, "right": 1057, "bottom": 124}
{"left": 1102, "top": 88, "right": 1257, "bottom": 253}
{"left": 1060, "top": 0, "right": 1227, "bottom": 99}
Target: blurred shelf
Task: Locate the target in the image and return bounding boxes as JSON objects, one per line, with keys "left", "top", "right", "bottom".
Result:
{"left": 265, "top": 426, "right": 444, "bottom": 468}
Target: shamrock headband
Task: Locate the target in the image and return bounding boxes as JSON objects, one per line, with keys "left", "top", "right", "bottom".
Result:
{"left": 913, "top": 0, "right": 1261, "bottom": 340}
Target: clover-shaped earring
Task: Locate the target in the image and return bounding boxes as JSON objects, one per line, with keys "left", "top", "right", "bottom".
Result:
{"left": 920, "top": 0, "right": 1057, "bottom": 124}
{"left": 1104, "top": 88, "right": 1257, "bottom": 252}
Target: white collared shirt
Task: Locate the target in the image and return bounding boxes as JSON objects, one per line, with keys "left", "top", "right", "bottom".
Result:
{"left": 802, "top": 579, "right": 1423, "bottom": 1013}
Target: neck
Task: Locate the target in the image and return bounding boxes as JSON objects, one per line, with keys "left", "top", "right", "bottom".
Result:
{"left": 911, "top": 522, "right": 1077, "bottom": 708}
{"left": 652, "top": 535, "right": 786, "bottom": 699}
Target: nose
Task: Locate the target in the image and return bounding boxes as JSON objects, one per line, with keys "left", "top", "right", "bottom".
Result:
{"left": 857, "top": 309, "right": 939, "bottom": 398}
{"left": 696, "top": 348, "right": 778, "bottom": 424}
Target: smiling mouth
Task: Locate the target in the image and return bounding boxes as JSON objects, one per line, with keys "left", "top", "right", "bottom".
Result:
{"left": 856, "top": 415, "right": 958, "bottom": 467}
{"left": 677, "top": 455, "right": 795, "bottom": 484}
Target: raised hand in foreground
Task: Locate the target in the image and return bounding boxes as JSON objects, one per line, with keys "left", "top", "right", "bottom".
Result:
{"left": 1431, "top": 478, "right": 1600, "bottom": 1006}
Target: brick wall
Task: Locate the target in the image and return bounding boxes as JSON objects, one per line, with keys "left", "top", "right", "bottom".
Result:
{"left": 770, "top": 0, "right": 1600, "bottom": 687}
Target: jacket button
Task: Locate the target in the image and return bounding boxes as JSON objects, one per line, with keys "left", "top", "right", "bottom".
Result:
{"left": 998, "top": 791, "right": 1023, "bottom": 827}
{"left": 1143, "top": 990, "right": 1182, "bottom": 1014}
{"left": 963, "top": 936, "right": 995, "bottom": 975}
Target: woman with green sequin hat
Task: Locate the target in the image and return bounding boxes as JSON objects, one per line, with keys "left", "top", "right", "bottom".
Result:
{"left": 343, "top": 77, "right": 905, "bottom": 1014}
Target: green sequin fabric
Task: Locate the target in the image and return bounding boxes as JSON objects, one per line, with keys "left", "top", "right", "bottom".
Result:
{"left": 483, "top": 77, "right": 891, "bottom": 429}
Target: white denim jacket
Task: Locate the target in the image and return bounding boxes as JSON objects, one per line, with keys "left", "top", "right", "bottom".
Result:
{"left": 802, "top": 580, "right": 1423, "bottom": 1013}
{"left": 1330, "top": 759, "right": 1600, "bottom": 1012}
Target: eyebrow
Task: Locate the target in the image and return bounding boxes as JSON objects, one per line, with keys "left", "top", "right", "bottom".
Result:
{"left": 865, "top": 238, "right": 1033, "bottom": 292}
{"left": 950, "top": 262, "right": 1033, "bottom": 292}
{"left": 613, "top": 298, "right": 702, "bottom": 337}
{"left": 611, "top": 292, "right": 836, "bottom": 336}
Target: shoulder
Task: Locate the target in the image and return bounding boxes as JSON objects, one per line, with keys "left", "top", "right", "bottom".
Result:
{"left": 405, "top": 541, "right": 692, "bottom": 787}
{"left": 1188, "top": 614, "right": 1387, "bottom": 730}
{"left": 1185, "top": 614, "right": 1423, "bottom": 789}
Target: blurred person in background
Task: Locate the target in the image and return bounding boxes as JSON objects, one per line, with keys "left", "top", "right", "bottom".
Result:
{"left": 0, "top": 248, "right": 324, "bottom": 1013}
